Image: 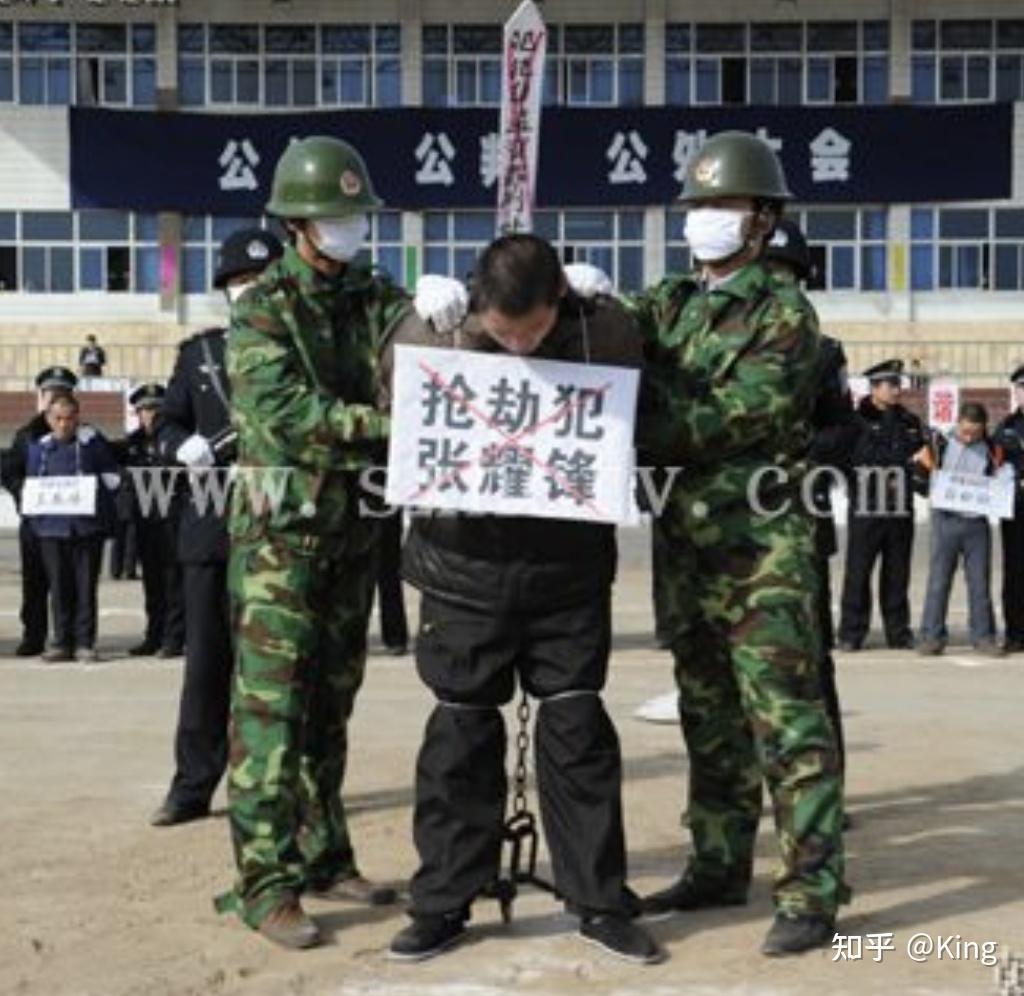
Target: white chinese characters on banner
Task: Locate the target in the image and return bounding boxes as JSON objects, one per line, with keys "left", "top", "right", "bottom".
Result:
{"left": 810, "top": 128, "right": 852, "bottom": 183}
{"left": 22, "top": 476, "right": 98, "bottom": 517}
{"left": 928, "top": 378, "right": 960, "bottom": 431}
{"left": 607, "top": 130, "right": 648, "bottom": 185}
{"left": 218, "top": 139, "right": 260, "bottom": 192}
{"left": 386, "top": 346, "right": 640, "bottom": 524}
{"left": 672, "top": 129, "right": 708, "bottom": 183}
{"left": 931, "top": 470, "right": 1015, "bottom": 520}
{"left": 415, "top": 132, "right": 456, "bottom": 186}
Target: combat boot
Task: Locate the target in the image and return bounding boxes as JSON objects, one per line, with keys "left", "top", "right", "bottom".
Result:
{"left": 761, "top": 912, "right": 835, "bottom": 956}
{"left": 256, "top": 897, "right": 320, "bottom": 950}
{"left": 308, "top": 872, "right": 398, "bottom": 906}
{"left": 639, "top": 865, "right": 749, "bottom": 917}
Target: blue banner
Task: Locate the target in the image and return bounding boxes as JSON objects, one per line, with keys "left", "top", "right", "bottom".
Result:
{"left": 70, "top": 104, "right": 1012, "bottom": 214}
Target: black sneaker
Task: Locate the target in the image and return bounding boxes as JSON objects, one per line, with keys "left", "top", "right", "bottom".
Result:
{"left": 887, "top": 633, "right": 916, "bottom": 650}
{"left": 761, "top": 913, "right": 835, "bottom": 956}
{"left": 579, "top": 914, "right": 664, "bottom": 964}
{"left": 388, "top": 914, "right": 466, "bottom": 962}
{"left": 639, "top": 867, "right": 748, "bottom": 918}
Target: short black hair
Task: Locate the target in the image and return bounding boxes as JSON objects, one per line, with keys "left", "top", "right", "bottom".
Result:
{"left": 959, "top": 402, "right": 988, "bottom": 425}
{"left": 471, "top": 234, "right": 564, "bottom": 317}
{"left": 48, "top": 393, "right": 79, "bottom": 413}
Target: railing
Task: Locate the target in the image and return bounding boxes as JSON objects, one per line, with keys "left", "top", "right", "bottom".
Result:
{"left": 0, "top": 342, "right": 182, "bottom": 387}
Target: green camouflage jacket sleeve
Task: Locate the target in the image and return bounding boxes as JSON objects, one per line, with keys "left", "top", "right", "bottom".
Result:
{"left": 633, "top": 264, "right": 821, "bottom": 466}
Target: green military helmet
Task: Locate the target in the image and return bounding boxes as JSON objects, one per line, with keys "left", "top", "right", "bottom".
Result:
{"left": 265, "top": 135, "right": 383, "bottom": 218}
{"left": 679, "top": 130, "right": 792, "bottom": 203}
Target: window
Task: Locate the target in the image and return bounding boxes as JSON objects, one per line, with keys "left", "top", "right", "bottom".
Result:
{"left": 0, "top": 211, "right": 16, "bottom": 291}
{"left": 911, "top": 19, "right": 1024, "bottom": 102}
{"left": 423, "top": 25, "right": 501, "bottom": 107}
{"left": 16, "top": 22, "right": 72, "bottom": 105}
{"left": 667, "top": 20, "right": 888, "bottom": 106}
{"left": 354, "top": 211, "right": 405, "bottom": 285}
{"left": 423, "top": 210, "right": 495, "bottom": 279}
{"left": 911, "top": 206, "right": 1024, "bottom": 290}
{"left": 666, "top": 206, "right": 886, "bottom": 290}
{"left": 549, "top": 24, "right": 644, "bottom": 106}
{"left": 0, "top": 24, "right": 13, "bottom": 103}
{"left": 321, "top": 24, "right": 401, "bottom": 107}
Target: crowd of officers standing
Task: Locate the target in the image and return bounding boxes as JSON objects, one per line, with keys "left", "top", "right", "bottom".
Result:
{"left": 0, "top": 128, "right": 1023, "bottom": 969}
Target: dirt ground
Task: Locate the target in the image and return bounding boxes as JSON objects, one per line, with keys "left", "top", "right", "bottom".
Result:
{"left": 1, "top": 526, "right": 1023, "bottom": 996}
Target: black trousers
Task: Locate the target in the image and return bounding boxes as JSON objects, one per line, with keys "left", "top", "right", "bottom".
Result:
{"left": 815, "top": 551, "right": 845, "bottom": 777}
{"left": 376, "top": 511, "right": 408, "bottom": 649}
{"left": 167, "top": 561, "right": 232, "bottom": 808}
{"left": 1002, "top": 512, "right": 1024, "bottom": 646}
{"left": 410, "top": 590, "right": 629, "bottom": 918}
{"left": 838, "top": 514, "right": 915, "bottom": 646}
{"left": 137, "top": 518, "right": 184, "bottom": 649}
{"left": 109, "top": 519, "right": 138, "bottom": 579}
{"left": 19, "top": 520, "right": 48, "bottom": 647}
{"left": 38, "top": 535, "right": 103, "bottom": 650}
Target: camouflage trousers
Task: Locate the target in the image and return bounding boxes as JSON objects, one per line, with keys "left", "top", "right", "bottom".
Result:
{"left": 658, "top": 498, "right": 848, "bottom": 917}
{"left": 218, "top": 534, "right": 375, "bottom": 929}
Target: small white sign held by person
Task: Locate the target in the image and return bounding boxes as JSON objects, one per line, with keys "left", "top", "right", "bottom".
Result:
{"left": 496, "top": 0, "right": 547, "bottom": 234}
{"left": 931, "top": 470, "right": 1015, "bottom": 520}
{"left": 386, "top": 345, "right": 639, "bottom": 525}
{"left": 928, "top": 378, "right": 960, "bottom": 432}
{"left": 22, "top": 476, "right": 98, "bottom": 517}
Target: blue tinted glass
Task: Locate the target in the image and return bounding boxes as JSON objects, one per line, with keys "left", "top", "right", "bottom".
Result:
{"left": 423, "top": 213, "right": 448, "bottom": 241}
{"left": 911, "top": 55, "right": 935, "bottom": 102}
{"left": 480, "top": 60, "right": 500, "bottom": 103}
{"left": 52, "top": 247, "right": 73, "bottom": 291}
{"left": 265, "top": 25, "right": 315, "bottom": 54}
{"left": 211, "top": 216, "right": 259, "bottom": 241}
{"left": 103, "top": 59, "right": 127, "bottom": 103}
{"left": 861, "top": 209, "right": 887, "bottom": 240}
{"left": 620, "top": 58, "right": 643, "bottom": 105}
{"left": 806, "top": 210, "right": 855, "bottom": 240}
{"left": 666, "top": 24, "right": 690, "bottom": 53}
{"left": 955, "top": 245, "right": 981, "bottom": 288}
{"left": 996, "top": 54, "right": 1024, "bottom": 100}
{"left": 938, "top": 245, "right": 953, "bottom": 287}
{"left": 375, "top": 59, "right": 401, "bottom": 106}
{"left": 340, "top": 61, "right": 367, "bottom": 103}
{"left": 238, "top": 60, "right": 259, "bottom": 102}
{"left": 619, "top": 211, "right": 644, "bottom": 240}
{"left": 967, "top": 55, "right": 990, "bottom": 99}
{"left": 695, "top": 59, "right": 718, "bottom": 102}
{"left": 666, "top": 58, "right": 690, "bottom": 104}
{"left": 665, "top": 209, "right": 686, "bottom": 241}
{"left": 807, "top": 57, "right": 831, "bottom": 100}
{"left": 0, "top": 59, "right": 11, "bottom": 101}
{"left": 134, "top": 213, "right": 159, "bottom": 241}
{"left": 940, "top": 56, "right": 964, "bottom": 100}
{"left": 533, "top": 211, "right": 558, "bottom": 239}
{"left": 619, "top": 24, "right": 644, "bottom": 54}
{"left": 376, "top": 25, "right": 401, "bottom": 54}
{"left": 377, "top": 211, "right": 402, "bottom": 241}
{"left": 19, "top": 24, "right": 70, "bottom": 52}
{"left": 578, "top": 245, "right": 614, "bottom": 276}
{"left": 750, "top": 58, "right": 775, "bottom": 102}
{"left": 321, "top": 62, "right": 338, "bottom": 103}
{"left": 455, "top": 61, "right": 477, "bottom": 104}
{"left": 617, "top": 246, "right": 643, "bottom": 292}
{"left": 20, "top": 58, "right": 44, "bottom": 104}
{"left": 323, "top": 25, "right": 371, "bottom": 54}
{"left": 80, "top": 248, "right": 103, "bottom": 290}
{"left": 294, "top": 60, "right": 315, "bottom": 105}
{"left": 210, "top": 25, "right": 258, "bottom": 54}
{"left": 543, "top": 56, "right": 559, "bottom": 104}
{"left": 565, "top": 211, "right": 614, "bottom": 240}
{"left": 80, "top": 210, "right": 129, "bottom": 241}
{"left": 178, "top": 25, "right": 205, "bottom": 53}
{"left": 453, "top": 212, "right": 494, "bottom": 240}
{"left": 939, "top": 209, "right": 988, "bottom": 238}
{"left": 23, "top": 247, "right": 46, "bottom": 292}
{"left": 210, "top": 60, "right": 232, "bottom": 102}
{"left": 77, "top": 24, "right": 126, "bottom": 53}
{"left": 830, "top": 245, "right": 854, "bottom": 288}
{"left": 591, "top": 59, "right": 613, "bottom": 102}
{"left": 861, "top": 246, "right": 886, "bottom": 290}
{"left": 779, "top": 58, "right": 802, "bottom": 104}
{"left": 132, "top": 58, "right": 155, "bottom": 106}
{"left": 995, "top": 244, "right": 1019, "bottom": 290}
{"left": 422, "top": 26, "right": 448, "bottom": 56}
{"left": 182, "top": 215, "right": 207, "bottom": 241}
{"left": 911, "top": 244, "right": 934, "bottom": 289}
{"left": 135, "top": 247, "right": 159, "bottom": 292}
{"left": 863, "top": 56, "right": 888, "bottom": 103}
{"left": 453, "top": 247, "right": 478, "bottom": 281}
{"left": 911, "top": 208, "right": 933, "bottom": 239}
{"left": 375, "top": 246, "right": 402, "bottom": 283}
{"left": 996, "top": 209, "right": 1024, "bottom": 237}
{"left": 0, "top": 212, "right": 15, "bottom": 240}
{"left": 132, "top": 24, "right": 155, "bottom": 53}
{"left": 424, "top": 246, "right": 450, "bottom": 276}
{"left": 23, "top": 212, "right": 72, "bottom": 241}
{"left": 48, "top": 58, "right": 70, "bottom": 104}
{"left": 423, "top": 60, "right": 448, "bottom": 107}
{"left": 265, "top": 60, "right": 288, "bottom": 106}
{"left": 179, "top": 60, "right": 205, "bottom": 105}
{"left": 666, "top": 246, "right": 691, "bottom": 275}
{"left": 568, "top": 60, "right": 587, "bottom": 102}
{"left": 183, "top": 247, "right": 208, "bottom": 293}
{"left": 0, "top": 24, "right": 11, "bottom": 51}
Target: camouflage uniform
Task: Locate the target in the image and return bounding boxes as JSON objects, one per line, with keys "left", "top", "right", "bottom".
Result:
{"left": 634, "top": 259, "right": 848, "bottom": 917}
{"left": 217, "top": 243, "right": 407, "bottom": 928}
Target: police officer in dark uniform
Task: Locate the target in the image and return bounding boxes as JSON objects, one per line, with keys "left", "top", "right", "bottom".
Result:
{"left": 763, "top": 219, "right": 857, "bottom": 777}
{"left": 994, "top": 364, "right": 1024, "bottom": 653}
{"left": 118, "top": 383, "right": 184, "bottom": 657}
{"left": 838, "top": 359, "right": 928, "bottom": 651}
{"left": 1, "top": 366, "right": 78, "bottom": 656}
{"left": 149, "top": 227, "right": 282, "bottom": 827}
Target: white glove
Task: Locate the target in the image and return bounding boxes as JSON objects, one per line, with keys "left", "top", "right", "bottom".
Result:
{"left": 176, "top": 434, "right": 214, "bottom": 468}
{"left": 415, "top": 274, "right": 469, "bottom": 334}
{"left": 101, "top": 472, "right": 121, "bottom": 491}
{"left": 563, "top": 262, "right": 613, "bottom": 298}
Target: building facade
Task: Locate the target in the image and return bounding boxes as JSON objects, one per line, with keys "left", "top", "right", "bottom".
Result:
{"left": 0, "top": 0, "right": 1022, "bottom": 387}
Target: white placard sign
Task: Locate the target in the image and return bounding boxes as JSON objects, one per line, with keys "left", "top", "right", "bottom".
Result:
{"left": 848, "top": 375, "right": 869, "bottom": 410}
{"left": 386, "top": 345, "right": 639, "bottom": 524}
{"left": 931, "top": 469, "right": 1015, "bottom": 520}
{"left": 21, "top": 475, "right": 97, "bottom": 517}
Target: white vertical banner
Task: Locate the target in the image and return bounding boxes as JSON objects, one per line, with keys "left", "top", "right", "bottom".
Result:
{"left": 848, "top": 375, "right": 869, "bottom": 410}
{"left": 927, "top": 377, "right": 960, "bottom": 432}
{"left": 496, "top": 0, "right": 547, "bottom": 234}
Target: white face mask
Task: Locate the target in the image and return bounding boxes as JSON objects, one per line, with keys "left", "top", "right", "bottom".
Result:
{"left": 310, "top": 215, "right": 369, "bottom": 262}
{"left": 225, "top": 280, "right": 255, "bottom": 305}
{"left": 684, "top": 207, "right": 750, "bottom": 263}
